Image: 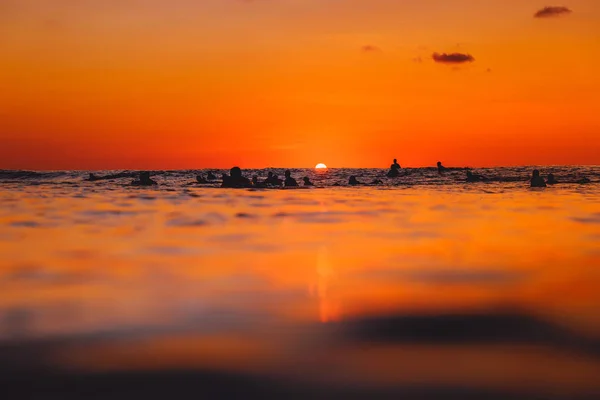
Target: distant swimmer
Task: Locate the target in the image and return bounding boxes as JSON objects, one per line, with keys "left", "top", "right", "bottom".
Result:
{"left": 437, "top": 161, "right": 448, "bottom": 174}
{"left": 387, "top": 159, "right": 401, "bottom": 178}
{"left": 284, "top": 170, "right": 298, "bottom": 187}
{"left": 303, "top": 177, "right": 314, "bottom": 186}
{"left": 530, "top": 170, "right": 547, "bottom": 188}
{"left": 263, "top": 172, "right": 282, "bottom": 187}
{"left": 466, "top": 171, "right": 485, "bottom": 183}
{"left": 349, "top": 176, "right": 362, "bottom": 185}
{"left": 196, "top": 175, "right": 209, "bottom": 184}
{"left": 207, "top": 171, "right": 217, "bottom": 181}
{"left": 271, "top": 174, "right": 283, "bottom": 187}
{"left": 222, "top": 166, "right": 252, "bottom": 188}
{"left": 132, "top": 171, "right": 157, "bottom": 186}
{"left": 264, "top": 172, "right": 275, "bottom": 186}
{"left": 546, "top": 173, "right": 558, "bottom": 185}
{"left": 254, "top": 176, "right": 271, "bottom": 188}
{"left": 252, "top": 176, "right": 267, "bottom": 188}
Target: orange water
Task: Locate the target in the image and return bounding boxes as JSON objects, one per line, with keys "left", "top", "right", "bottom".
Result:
{"left": 1, "top": 186, "right": 599, "bottom": 396}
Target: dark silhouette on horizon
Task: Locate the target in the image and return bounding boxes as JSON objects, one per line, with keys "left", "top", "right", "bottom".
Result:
{"left": 530, "top": 170, "right": 546, "bottom": 188}
{"left": 437, "top": 161, "right": 448, "bottom": 174}
{"left": 264, "top": 172, "right": 283, "bottom": 187}
{"left": 387, "top": 158, "right": 401, "bottom": 178}
{"left": 131, "top": 171, "right": 157, "bottom": 186}
{"left": 82, "top": 167, "right": 597, "bottom": 190}
{"left": 251, "top": 176, "right": 261, "bottom": 188}
{"left": 465, "top": 171, "right": 486, "bottom": 183}
{"left": 284, "top": 170, "right": 298, "bottom": 187}
{"left": 349, "top": 176, "right": 362, "bottom": 185}
{"left": 222, "top": 167, "right": 252, "bottom": 188}
{"left": 264, "top": 172, "right": 274, "bottom": 186}
{"left": 546, "top": 173, "right": 558, "bottom": 185}
{"left": 207, "top": 171, "right": 217, "bottom": 181}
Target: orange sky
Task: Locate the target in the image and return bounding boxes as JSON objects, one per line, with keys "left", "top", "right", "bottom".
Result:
{"left": 1, "top": 0, "right": 599, "bottom": 169}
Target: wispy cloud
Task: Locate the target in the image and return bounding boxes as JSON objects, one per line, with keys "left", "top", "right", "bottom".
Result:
{"left": 432, "top": 52, "right": 475, "bottom": 64}
{"left": 534, "top": 6, "right": 572, "bottom": 18}
{"left": 361, "top": 45, "right": 381, "bottom": 53}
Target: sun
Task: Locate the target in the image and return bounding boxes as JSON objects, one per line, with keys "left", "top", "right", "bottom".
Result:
{"left": 315, "top": 163, "right": 327, "bottom": 169}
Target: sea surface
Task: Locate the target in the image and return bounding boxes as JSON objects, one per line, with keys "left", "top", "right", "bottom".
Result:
{"left": 1, "top": 166, "right": 600, "bottom": 399}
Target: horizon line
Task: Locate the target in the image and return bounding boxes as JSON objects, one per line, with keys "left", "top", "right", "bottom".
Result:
{"left": 2, "top": 164, "right": 600, "bottom": 172}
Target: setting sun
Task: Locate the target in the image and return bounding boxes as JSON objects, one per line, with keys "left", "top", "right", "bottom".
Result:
{"left": 315, "top": 163, "right": 327, "bottom": 169}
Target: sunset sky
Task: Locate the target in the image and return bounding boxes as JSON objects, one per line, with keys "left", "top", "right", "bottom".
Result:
{"left": 1, "top": 0, "right": 599, "bottom": 170}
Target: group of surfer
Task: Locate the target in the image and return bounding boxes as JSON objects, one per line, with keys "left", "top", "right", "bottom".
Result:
{"left": 210, "top": 168, "right": 315, "bottom": 189}
{"left": 465, "top": 169, "right": 588, "bottom": 187}
{"left": 87, "top": 158, "right": 592, "bottom": 188}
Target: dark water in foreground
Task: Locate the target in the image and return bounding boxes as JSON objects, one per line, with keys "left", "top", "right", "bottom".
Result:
{"left": 1, "top": 166, "right": 600, "bottom": 398}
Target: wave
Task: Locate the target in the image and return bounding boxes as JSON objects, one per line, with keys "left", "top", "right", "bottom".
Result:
{"left": 1, "top": 167, "right": 598, "bottom": 187}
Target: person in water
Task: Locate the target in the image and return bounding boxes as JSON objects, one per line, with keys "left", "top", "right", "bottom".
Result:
{"left": 132, "top": 171, "right": 157, "bottom": 186}
{"left": 251, "top": 176, "right": 267, "bottom": 188}
{"left": 272, "top": 174, "right": 283, "bottom": 186}
{"left": 387, "top": 159, "right": 401, "bottom": 178}
{"left": 284, "top": 170, "right": 298, "bottom": 187}
{"left": 546, "top": 173, "right": 558, "bottom": 185}
{"left": 303, "top": 177, "right": 314, "bottom": 186}
{"left": 254, "top": 176, "right": 271, "bottom": 188}
{"left": 530, "top": 170, "right": 546, "bottom": 188}
{"left": 437, "top": 161, "right": 448, "bottom": 174}
{"left": 264, "top": 172, "right": 275, "bottom": 186}
{"left": 207, "top": 171, "right": 217, "bottom": 181}
{"left": 263, "top": 172, "right": 282, "bottom": 187}
{"left": 349, "top": 176, "right": 362, "bottom": 185}
{"left": 465, "top": 171, "right": 485, "bottom": 183}
{"left": 222, "top": 166, "right": 252, "bottom": 188}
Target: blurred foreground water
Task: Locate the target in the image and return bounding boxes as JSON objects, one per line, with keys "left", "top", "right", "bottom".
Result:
{"left": 1, "top": 171, "right": 600, "bottom": 399}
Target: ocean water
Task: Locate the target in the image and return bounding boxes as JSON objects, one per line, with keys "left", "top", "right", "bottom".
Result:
{"left": 1, "top": 165, "right": 599, "bottom": 187}
{"left": 1, "top": 167, "right": 600, "bottom": 399}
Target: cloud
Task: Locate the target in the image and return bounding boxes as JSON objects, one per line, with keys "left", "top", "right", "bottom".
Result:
{"left": 432, "top": 52, "right": 475, "bottom": 64}
{"left": 534, "top": 6, "right": 572, "bottom": 18}
{"left": 361, "top": 45, "right": 381, "bottom": 53}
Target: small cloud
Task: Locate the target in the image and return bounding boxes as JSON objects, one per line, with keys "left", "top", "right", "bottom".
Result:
{"left": 361, "top": 45, "right": 381, "bottom": 53}
{"left": 432, "top": 52, "right": 475, "bottom": 64}
{"left": 534, "top": 6, "right": 572, "bottom": 18}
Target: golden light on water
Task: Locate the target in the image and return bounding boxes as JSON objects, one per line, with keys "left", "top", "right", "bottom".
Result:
{"left": 315, "top": 163, "right": 327, "bottom": 169}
